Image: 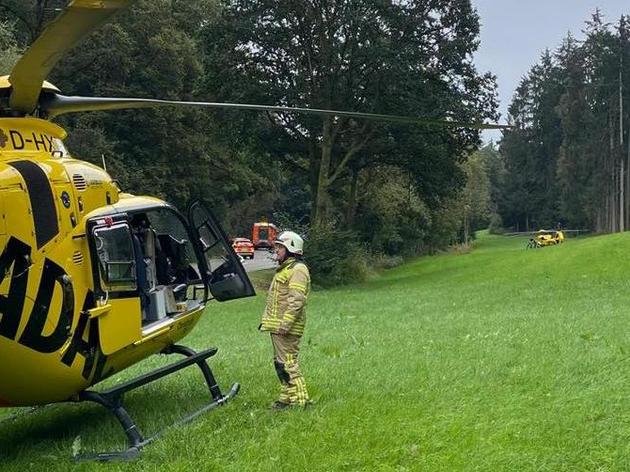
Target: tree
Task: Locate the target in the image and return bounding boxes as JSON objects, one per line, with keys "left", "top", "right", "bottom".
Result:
{"left": 205, "top": 0, "right": 497, "bottom": 227}
{"left": 17, "top": 0, "right": 277, "bottom": 232}
{"left": 460, "top": 148, "right": 494, "bottom": 242}
{"left": 0, "top": 19, "right": 22, "bottom": 74}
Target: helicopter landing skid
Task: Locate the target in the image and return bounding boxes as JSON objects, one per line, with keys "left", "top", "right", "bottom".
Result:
{"left": 73, "top": 344, "right": 240, "bottom": 462}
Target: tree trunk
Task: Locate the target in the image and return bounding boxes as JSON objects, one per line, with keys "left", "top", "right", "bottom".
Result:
{"left": 345, "top": 167, "right": 360, "bottom": 228}
{"left": 605, "top": 117, "right": 617, "bottom": 233}
{"left": 617, "top": 54, "right": 626, "bottom": 232}
{"left": 626, "top": 124, "right": 630, "bottom": 229}
{"left": 312, "top": 117, "right": 333, "bottom": 227}
{"left": 614, "top": 156, "right": 619, "bottom": 232}
{"left": 619, "top": 156, "right": 626, "bottom": 232}
{"left": 463, "top": 213, "right": 469, "bottom": 245}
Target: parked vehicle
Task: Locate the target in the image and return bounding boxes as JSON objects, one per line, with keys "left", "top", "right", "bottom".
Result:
{"left": 252, "top": 222, "right": 279, "bottom": 250}
{"left": 232, "top": 237, "right": 255, "bottom": 259}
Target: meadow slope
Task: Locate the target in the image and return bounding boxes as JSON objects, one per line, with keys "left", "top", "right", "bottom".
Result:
{"left": 1, "top": 232, "right": 630, "bottom": 471}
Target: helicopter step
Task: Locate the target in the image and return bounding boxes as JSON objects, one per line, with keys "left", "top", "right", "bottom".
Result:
{"left": 73, "top": 344, "right": 240, "bottom": 462}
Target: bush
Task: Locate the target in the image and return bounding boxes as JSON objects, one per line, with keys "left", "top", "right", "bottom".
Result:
{"left": 488, "top": 213, "right": 505, "bottom": 234}
{"left": 370, "top": 253, "right": 404, "bottom": 270}
{"left": 304, "top": 225, "right": 370, "bottom": 287}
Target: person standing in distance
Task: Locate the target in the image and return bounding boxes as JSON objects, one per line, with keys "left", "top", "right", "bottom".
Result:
{"left": 260, "top": 231, "right": 311, "bottom": 409}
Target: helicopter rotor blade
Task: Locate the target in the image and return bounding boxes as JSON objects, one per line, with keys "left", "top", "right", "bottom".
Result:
{"left": 9, "top": 0, "right": 135, "bottom": 115}
{"left": 41, "top": 94, "right": 512, "bottom": 130}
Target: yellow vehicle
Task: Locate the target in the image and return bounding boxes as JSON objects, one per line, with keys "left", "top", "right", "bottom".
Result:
{"left": 526, "top": 229, "right": 565, "bottom": 248}
{"left": 0, "top": 0, "right": 509, "bottom": 460}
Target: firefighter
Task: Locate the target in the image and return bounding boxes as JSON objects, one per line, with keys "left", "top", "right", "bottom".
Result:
{"left": 260, "top": 230, "right": 311, "bottom": 409}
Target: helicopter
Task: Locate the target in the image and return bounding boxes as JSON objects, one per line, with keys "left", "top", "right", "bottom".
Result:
{"left": 525, "top": 229, "right": 565, "bottom": 248}
{"left": 0, "top": 0, "right": 511, "bottom": 461}
{"left": 506, "top": 228, "right": 587, "bottom": 249}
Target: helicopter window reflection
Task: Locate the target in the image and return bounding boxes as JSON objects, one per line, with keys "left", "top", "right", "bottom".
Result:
{"left": 93, "top": 223, "right": 137, "bottom": 292}
{"left": 197, "top": 224, "right": 228, "bottom": 273}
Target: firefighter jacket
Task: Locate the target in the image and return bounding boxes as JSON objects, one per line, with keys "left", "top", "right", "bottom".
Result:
{"left": 261, "top": 258, "right": 311, "bottom": 336}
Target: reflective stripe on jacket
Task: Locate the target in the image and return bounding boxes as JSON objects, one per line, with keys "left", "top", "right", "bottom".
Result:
{"left": 261, "top": 258, "right": 311, "bottom": 336}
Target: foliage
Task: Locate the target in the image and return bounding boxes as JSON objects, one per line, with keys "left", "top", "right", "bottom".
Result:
{"left": 205, "top": 0, "right": 498, "bottom": 227}
{"left": 422, "top": 194, "right": 465, "bottom": 250}
{"left": 0, "top": 19, "right": 21, "bottom": 74}
{"left": 488, "top": 212, "right": 505, "bottom": 234}
{"left": 303, "top": 224, "right": 370, "bottom": 287}
{"left": 0, "top": 0, "right": 499, "bottom": 269}
{"left": 452, "top": 143, "right": 506, "bottom": 240}
{"left": 500, "top": 12, "right": 630, "bottom": 233}
{"left": 369, "top": 252, "right": 404, "bottom": 270}
{"left": 354, "top": 166, "right": 431, "bottom": 256}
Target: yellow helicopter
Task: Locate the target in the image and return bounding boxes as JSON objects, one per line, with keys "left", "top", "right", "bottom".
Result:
{"left": 526, "top": 229, "right": 565, "bottom": 248}
{"left": 0, "top": 0, "right": 510, "bottom": 460}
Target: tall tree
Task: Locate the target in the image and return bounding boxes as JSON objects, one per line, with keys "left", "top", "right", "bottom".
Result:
{"left": 500, "top": 12, "right": 630, "bottom": 233}
{"left": 205, "top": 0, "right": 497, "bottom": 227}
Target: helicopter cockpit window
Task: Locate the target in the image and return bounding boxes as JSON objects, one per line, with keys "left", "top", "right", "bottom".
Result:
{"left": 197, "top": 224, "right": 225, "bottom": 272}
{"left": 93, "top": 223, "right": 137, "bottom": 292}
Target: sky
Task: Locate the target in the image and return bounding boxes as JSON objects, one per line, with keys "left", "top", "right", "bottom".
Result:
{"left": 472, "top": 0, "right": 630, "bottom": 142}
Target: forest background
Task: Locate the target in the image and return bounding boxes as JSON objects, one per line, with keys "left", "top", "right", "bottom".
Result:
{"left": 0, "top": 1, "right": 627, "bottom": 284}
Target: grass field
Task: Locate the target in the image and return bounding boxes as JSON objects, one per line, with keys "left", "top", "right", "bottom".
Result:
{"left": 2, "top": 232, "right": 630, "bottom": 471}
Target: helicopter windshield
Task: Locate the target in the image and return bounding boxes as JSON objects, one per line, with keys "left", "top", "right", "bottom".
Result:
{"left": 51, "top": 138, "right": 69, "bottom": 158}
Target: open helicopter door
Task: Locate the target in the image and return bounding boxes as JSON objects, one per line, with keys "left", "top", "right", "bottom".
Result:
{"left": 188, "top": 201, "right": 255, "bottom": 301}
{"left": 87, "top": 214, "right": 142, "bottom": 355}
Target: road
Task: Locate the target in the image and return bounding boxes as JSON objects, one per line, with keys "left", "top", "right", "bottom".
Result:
{"left": 241, "top": 249, "right": 277, "bottom": 272}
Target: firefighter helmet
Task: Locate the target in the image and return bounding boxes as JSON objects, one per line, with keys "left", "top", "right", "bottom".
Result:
{"left": 275, "top": 231, "right": 304, "bottom": 255}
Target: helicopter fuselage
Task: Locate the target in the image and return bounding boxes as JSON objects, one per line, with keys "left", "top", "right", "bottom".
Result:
{"left": 0, "top": 117, "right": 249, "bottom": 407}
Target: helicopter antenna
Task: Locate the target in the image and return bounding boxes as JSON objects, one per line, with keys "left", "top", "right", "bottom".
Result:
{"left": 101, "top": 153, "right": 107, "bottom": 172}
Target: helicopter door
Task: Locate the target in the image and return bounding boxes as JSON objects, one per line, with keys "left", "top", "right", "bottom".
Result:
{"left": 88, "top": 216, "right": 142, "bottom": 355}
{"left": 188, "top": 201, "right": 255, "bottom": 301}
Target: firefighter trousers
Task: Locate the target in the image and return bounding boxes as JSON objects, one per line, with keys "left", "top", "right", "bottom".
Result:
{"left": 271, "top": 333, "right": 309, "bottom": 406}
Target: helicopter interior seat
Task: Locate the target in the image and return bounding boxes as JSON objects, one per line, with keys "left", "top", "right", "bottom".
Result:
{"left": 155, "top": 246, "right": 172, "bottom": 286}
{"left": 139, "top": 227, "right": 182, "bottom": 323}
{"left": 141, "top": 227, "right": 167, "bottom": 292}
{"left": 131, "top": 232, "right": 150, "bottom": 314}
{"left": 129, "top": 218, "right": 166, "bottom": 323}
{"left": 157, "top": 234, "right": 189, "bottom": 286}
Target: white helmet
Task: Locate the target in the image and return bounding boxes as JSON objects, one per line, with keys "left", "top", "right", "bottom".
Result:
{"left": 275, "top": 231, "right": 304, "bottom": 255}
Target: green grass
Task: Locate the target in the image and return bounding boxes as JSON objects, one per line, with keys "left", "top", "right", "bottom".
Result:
{"left": 2, "top": 232, "right": 630, "bottom": 470}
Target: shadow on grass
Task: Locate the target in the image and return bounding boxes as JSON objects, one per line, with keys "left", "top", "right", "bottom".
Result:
{"left": 0, "top": 403, "right": 116, "bottom": 462}
{"left": 0, "top": 369, "right": 230, "bottom": 463}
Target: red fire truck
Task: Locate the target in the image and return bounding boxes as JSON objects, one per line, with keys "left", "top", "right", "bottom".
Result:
{"left": 252, "top": 222, "right": 279, "bottom": 249}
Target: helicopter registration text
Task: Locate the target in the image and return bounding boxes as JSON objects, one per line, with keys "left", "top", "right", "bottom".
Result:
{"left": 0, "top": 129, "right": 56, "bottom": 153}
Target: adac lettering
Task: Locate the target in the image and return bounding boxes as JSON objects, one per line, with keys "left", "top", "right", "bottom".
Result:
{"left": 0, "top": 236, "right": 108, "bottom": 381}
{"left": 61, "top": 297, "right": 109, "bottom": 383}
